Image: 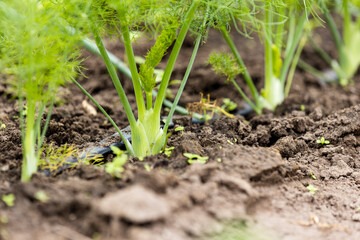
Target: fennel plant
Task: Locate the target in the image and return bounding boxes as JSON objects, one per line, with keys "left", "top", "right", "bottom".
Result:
{"left": 307, "top": 0, "right": 360, "bottom": 85}
{"left": 0, "top": 0, "right": 81, "bottom": 181}
{"left": 71, "top": 0, "right": 208, "bottom": 158}
{"left": 209, "top": 0, "right": 317, "bottom": 113}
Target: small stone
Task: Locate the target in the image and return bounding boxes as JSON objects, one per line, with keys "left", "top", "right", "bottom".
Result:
{"left": 1, "top": 165, "right": 9, "bottom": 172}
{"left": 96, "top": 185, "right": 170, "bottom": 224}
{"left": 310, "top": 107, "right": 323, "bottom": 121}
{"left": 352, "top": 213, "right": 360, "bottom": 222}
{"left": 273, "top": 136, "right": 307, "bottom": 158}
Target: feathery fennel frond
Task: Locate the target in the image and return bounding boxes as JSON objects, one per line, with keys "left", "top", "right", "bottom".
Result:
{"left": 208, "top": 52, "right": 244, "bottom": 82}
{"left": 0, "top": 0, "right": 82, "bottom": 181}
{"left": 139, "top": 24, "right": 178, "bottom": 93}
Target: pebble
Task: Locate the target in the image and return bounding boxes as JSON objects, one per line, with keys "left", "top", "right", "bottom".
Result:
{"left": 352, "top": 213, "right": 360, "bottom": 222}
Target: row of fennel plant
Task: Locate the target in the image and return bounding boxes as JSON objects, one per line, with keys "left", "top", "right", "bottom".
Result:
{"left": 1, "top": 0, "right": 357, "bottom": 182}
{"left": 0, "top": 0, "right": 210, "bottom": 180}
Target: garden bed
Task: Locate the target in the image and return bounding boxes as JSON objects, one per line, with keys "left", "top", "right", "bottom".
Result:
{"left": 1, "top": 29, "right": 360, "bottom": 240}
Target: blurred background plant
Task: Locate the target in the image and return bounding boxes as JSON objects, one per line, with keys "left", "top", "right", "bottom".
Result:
{"left": 209, "top": 0, "right": 322, "bottom": 113}
{"left": 0, "top": 0, "right": 83, "bottom": 181}
{"left": 302, "top": 0, "right": 360, "bottom": 85}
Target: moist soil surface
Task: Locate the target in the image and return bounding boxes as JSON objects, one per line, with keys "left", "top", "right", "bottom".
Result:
{"left": 1, "top": 29, "right": 360, "bottom": 240}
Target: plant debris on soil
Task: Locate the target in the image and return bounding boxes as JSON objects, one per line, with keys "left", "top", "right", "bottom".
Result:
{"left": 1, "top": 29, "right": 360, "bottom": 240}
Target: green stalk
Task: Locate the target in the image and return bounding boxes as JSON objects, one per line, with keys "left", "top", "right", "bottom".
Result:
{"left": 117, "top": 10, "right": 146, "bottom": 121}
{"left": 219, "top": 26, "right": 260, "bottom": 106}
{"left": 307, "top": 35, "right": 346, "bottom": 81}
{"left": 284, "top": 15, "right": 295, "bottom": 57}
{"left": 297, "top": 59, "right": 331, "bottom": 82}
{"left": 321, "top": 2, "right": 343, "bottom": 53}
{"left": 341, "top": 0, "right": 350, "bottom": 66}
{"left": 21, "top": 100, "right": 37, "bottom": 182}
{"left": 307, "top": 35, "right": 333, "bottom": 65}
{"left": 153, "top": 0, "right": 200, "bottom": 115}
{"left": 71, "top": 77, "right": 134, "bottom": 156}
{"left": 264, "top": 0, "right": 273, "bottom": 98}
{"left": 163, "top": 31, "right": 201, "bottom": 133}
{"left": 275, "top": 6, "right": 285, "bottom": 49}
{"left": 146, "top": 92, "right": 152, "bottom": 110}
{"left": 35, "top": 102, "right": 46, "bottom": 149}
{"left": 230, "top": 79, "right": 261, "bottom": 114}
{"left": 81, "top": 38, "right": 132, "bottom": 79}
{"left": 91, "top": 26, "right": 137, "bottom": 128}
{"left": 38, "top": 98, "right": 54, "bottom": 151}
{"left": 279, "top": 13, "right": 307, "bottom": 85}
{"left": 284, "top": 36, "right": 306, "bottom": 97}
{"left": 163, "top": 4, "right": 210, "bottom": 132}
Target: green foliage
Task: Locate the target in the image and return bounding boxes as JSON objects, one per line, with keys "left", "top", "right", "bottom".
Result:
{"left": 306, "top": 184, "right": 318, "bottom": 195}
{"left": 34, "top": 191, "right": 50, "bottom": 203}
{"left": 184, "top": 153, "right": 209, "bottom": 164}
{"left": 105, "top": 146, "right": 128, "bottom": 178}
{"left": 175, "top": 126, "right": 184, "bottom": 136}
{"left": 208, "top": 0, "right": 318, "bottom": 114}
{"left": 77, "top": 0, "right": 203, "bottom": 159}
{"left": 1, "top": 194, "right": 15, "bottom": 207}
{"left": 316, "top": 137, "right": 330, "bottom": 145}
{"left": 306, "top": 0, "right": 360, "bottom": 85}
{"left": 221, "top": 98, "right": 237, "bottom": 112}
{"left": 139, "top": 25, "right": 178, "bottom": 94}
{"left": 196, "top": 0, "right": 259, "bottom": 37}
{"left": 163, "top": 146, "right": 175, "bottom": 157}
{"left": 208, "top": 52, "right": 243, "bottom": 82}
{"left": 0, "top": 0, "right": 82, "bottom": 182}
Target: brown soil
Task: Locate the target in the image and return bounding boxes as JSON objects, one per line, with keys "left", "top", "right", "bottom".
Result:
{"left": 1, "top": 28, "right": 360, "bottom": 240}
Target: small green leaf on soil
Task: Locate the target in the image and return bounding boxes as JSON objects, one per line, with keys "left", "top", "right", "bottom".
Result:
{"left": 2, "top": 194, "right": 15, "bottom": 207}
{"left": 316, "top": 137, "right": 330, "bottom": 145}
{"left": 227, "top": 140, "right": 234, "bottom": 145}
{"left": 175, "top": 126, "right": 184, "bottom": 136}
{"left": 144, "top": 164, "right": 151, "bottom": 172}
{"left": 175, "top": 126, "right": 184, "bottom": 132}
{"left": 306, "top": 184, "right": 318, "bottom": 195}
{"left": 184, "top": 153, "right": 209, "bottom": 164}
{"left": 310, "top": 172, "right": 317, "bottom": 180}
{"left": 34, "top": 191, "right": 50, "bottom": 203}
{"left": 164, "top": 146, "right": 175, "bottom": 157}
